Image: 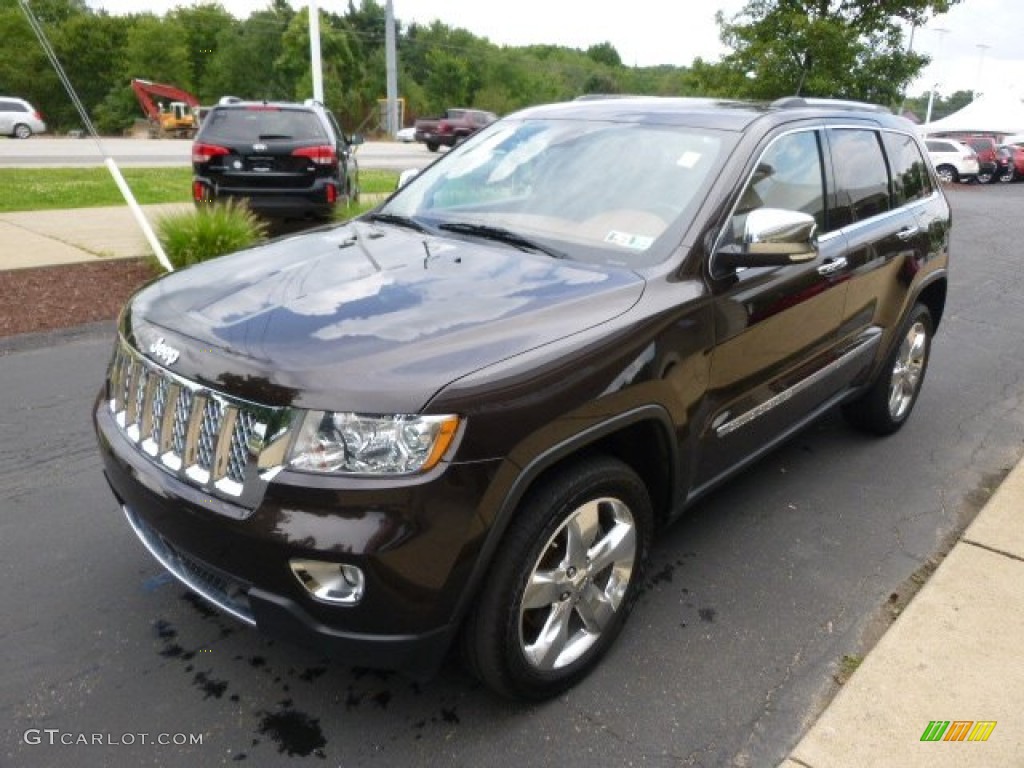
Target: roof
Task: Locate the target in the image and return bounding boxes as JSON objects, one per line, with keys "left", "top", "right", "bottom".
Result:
{"left": 509, "top": 96, "right": 909, "bottom": 133}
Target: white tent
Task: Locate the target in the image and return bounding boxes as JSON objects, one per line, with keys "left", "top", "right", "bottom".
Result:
{"left": 919, "top": 89, "right": 1024, "bottom": 136}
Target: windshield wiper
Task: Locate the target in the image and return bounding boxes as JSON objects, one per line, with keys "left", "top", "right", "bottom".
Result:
{"left": 437, "top": 222, "right": 565, "bottom": 259}
{"left": 365, "top": 212, "right": 433, "bottom": 234}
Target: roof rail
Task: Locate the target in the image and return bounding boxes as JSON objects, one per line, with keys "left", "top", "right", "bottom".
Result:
{"left": 771, "top": 96, "right": 891, "bottom": 114}
{"left": 218, "top": 95, "right": 242, "bottom": 105}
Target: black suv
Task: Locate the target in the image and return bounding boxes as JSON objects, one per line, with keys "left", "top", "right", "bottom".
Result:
{"left": 191, "top": 97, "right": 360, "bottom": 219}
{"left": 94, "top": 97, "right": 950, "bottom": 700}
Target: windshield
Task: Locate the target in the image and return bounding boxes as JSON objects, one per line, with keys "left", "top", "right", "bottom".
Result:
{"left": 383, "top": 117, "right": 734, "bottom": 266}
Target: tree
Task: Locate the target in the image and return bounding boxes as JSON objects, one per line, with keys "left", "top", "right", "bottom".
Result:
{"left": 717, "top": 0, "right": 962, "bottom": 105}
{"left": 586, "top": 42, "right": 621, "bottom": 68}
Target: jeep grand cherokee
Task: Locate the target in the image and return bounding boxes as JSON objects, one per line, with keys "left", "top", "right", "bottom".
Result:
{"left": 94, "top": 96, "right": 950, "bottom": 700}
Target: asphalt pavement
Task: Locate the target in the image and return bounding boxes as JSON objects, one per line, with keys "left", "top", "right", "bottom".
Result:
{"left": 1, "top": 203, "right": 1022, "bottom": 767}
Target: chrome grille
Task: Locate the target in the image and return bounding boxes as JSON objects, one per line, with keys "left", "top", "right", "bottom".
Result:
{"left": 106, "top": 338, "right": 291, "bottom": 503}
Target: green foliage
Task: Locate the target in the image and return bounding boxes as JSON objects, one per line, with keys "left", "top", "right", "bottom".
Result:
{"left": 0, "top": 0, "right": 951, "bottom": 134}
{"left": 717, "top": 0, "right": 961, "bottom": 105}
{"left": 156, "top": 200, "right": 267, "bottom": 269}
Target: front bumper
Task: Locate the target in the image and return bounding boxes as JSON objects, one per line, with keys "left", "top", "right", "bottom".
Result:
{"left": 95, "top": 395, "right": 500, "bottom": 677}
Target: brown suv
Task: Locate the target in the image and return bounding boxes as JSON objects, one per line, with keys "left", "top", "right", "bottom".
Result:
{"left": 94, "top": 96, "right": 950, "bottom": 700}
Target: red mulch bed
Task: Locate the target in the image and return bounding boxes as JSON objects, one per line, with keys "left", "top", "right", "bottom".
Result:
{"left": 0, "top": 259, "right": 158, "bottom": 338}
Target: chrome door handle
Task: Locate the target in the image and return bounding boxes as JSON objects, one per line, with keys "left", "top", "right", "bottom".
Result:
{"left": 897, "top": 225, "right": 920, "bottom": 241}
{"left": 817, "top": 257, "right": 848, "bottom": 276}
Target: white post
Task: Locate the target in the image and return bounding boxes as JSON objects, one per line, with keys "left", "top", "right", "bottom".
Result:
{"left": 105, "top": 158, "right": 173, "bottom": 273}
{"left": 309, "top": 0, "right": 324, "bottom": 103}
{"left": 385, "top": 0, "right": 399, "bottom": 135}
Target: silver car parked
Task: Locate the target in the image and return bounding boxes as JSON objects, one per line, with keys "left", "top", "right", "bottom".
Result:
{"left": 0, "top": 96, "right": 47, "bottom": 139}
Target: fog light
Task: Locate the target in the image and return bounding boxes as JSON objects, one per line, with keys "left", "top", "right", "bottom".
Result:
{"left": 290, "top": 560, "right": 364, "bottom": 605}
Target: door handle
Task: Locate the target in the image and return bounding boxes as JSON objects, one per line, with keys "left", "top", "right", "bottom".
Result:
{"left": 897, "top": 225, "right": 920, "bottom": 241}
{"left": 817, "top": 257, "right": 848, "bottom": 276}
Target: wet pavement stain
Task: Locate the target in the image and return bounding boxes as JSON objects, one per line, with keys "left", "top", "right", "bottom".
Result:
{"left": 257, "top": 709, "right": 327, "bottom": 758}
{"left": 699, "top": 607, "right": 717, "bottom": 623}
{"left": 193, "top": 670, "right": 229, "bottom": 699}
{"left": 154, "top": 619, "right": 177, "bottom": 640}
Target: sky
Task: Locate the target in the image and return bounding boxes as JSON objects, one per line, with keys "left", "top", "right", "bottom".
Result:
{"left": 84, "top": 0, "right": 1024, "bottom": 99}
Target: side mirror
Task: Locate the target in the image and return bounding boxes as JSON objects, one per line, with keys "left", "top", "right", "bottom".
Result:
{"left": 396, "top": 168, "right": 419, "bottom": 189}
{"left": 716, "top": 208, "right": 818, "bottom": 271}
{"left": 347, "top": 133, "right": 365, "bottom": 146}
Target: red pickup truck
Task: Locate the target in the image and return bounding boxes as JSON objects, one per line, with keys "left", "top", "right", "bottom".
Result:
{"left": 414, "top": 108, "right": 498, "bottom": 151}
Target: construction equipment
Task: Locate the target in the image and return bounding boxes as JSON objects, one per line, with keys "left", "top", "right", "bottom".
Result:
{"left": 130, "top": 78, "right": 200, "bottom": 138}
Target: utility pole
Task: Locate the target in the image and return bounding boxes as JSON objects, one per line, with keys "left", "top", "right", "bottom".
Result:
{"left": 385, "top": 0, "right": 399, "bottom": 135}
{"left": 309, "top": 0, "right": 324, "bottom": 103}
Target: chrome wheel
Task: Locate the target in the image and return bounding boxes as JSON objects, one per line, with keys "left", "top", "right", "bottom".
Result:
{"left": 935, "top": 166, "right": 956, "bottom": 184}
{"left": 518, "top": 496, "right": 636, "bottom": 671}
{"left": 13, "top": 123, "right": 31, "bottom": 139}
{"left": 462, "top": 456, "right": 651, "bottom": 699}
{"left": 888, "top": 320, "right": 928, "bottom": 422}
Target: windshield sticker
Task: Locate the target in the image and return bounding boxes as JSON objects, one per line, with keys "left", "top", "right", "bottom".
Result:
{"left": 676, "top": 151, "right": 703, "bottom": 168}
{"left": 605, "top": 230, "right": 654, "bottom": 251}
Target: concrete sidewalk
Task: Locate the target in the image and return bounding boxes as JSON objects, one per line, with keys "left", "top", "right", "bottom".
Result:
{"left": 1, "top": 206, "right": 1022, "bottom": 767}
{"left": 0, "top": 203, "right": 188, "bottom": 269}
{"left": 780, "top": 458, "right": 1024, "bottom": 767}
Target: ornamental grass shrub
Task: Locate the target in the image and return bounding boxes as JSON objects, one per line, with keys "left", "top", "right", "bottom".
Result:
{"left": 155, "top": 200, "right": 267, "bottom": 270}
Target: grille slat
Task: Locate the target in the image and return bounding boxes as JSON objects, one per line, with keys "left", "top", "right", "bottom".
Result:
{"left": 105, "top": 340, "right": 279, "bottom": 501}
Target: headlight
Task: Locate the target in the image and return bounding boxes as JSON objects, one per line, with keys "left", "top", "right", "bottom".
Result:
{"left": 288, "top": 411, "right": 460, "bottom": 475}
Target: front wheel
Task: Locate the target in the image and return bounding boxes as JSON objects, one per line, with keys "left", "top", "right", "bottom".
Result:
{"left": 934, "top": 165, "right": 957, "bottom": 184}
{"left": 462, "top": 456, "right": 653, "bottom": 700}
{"left": 842, "top": 303, "right": 933, "bottom": 435}
{"left": 999, "top": 168, "right": 1016, "bottom": 183}
{"left": 977, "top": 171, "right": 994, "bottom": 184}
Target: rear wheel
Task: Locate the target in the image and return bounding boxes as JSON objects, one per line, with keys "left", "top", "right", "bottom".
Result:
{"left": 13, "top": 123, "right": 31, "bottom": 139}
{"left": 842, "top": 303, "right": 933, "bottom": 435}
{"left": 426, "top": 141, "right": 439, "bottom": 152}
{"left": 999, "top": 168, "right": 1015, "bottom": 183}
{"left": 462, "top": 456, "right": 653, "bottom": 700}
{"left": 977, "top": 170, "right": 995, "bottom": 184}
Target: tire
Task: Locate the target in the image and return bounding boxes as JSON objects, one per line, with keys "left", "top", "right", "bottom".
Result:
{"left": 999, "top": 168, "right": 1015, "bottom": 183}
{"left": 462, "top": 455, "right": 653, "bottom": 700}
{"left": 934, "top": 165, "right": 957, "bottom": 184}
{"left": 13, "top": 123, "right": 32, "bottom": 139}
{"left": 977, "top": 171, "right": 994, "bottom": 184}
{"left": 426, "top": 141, "right": 439, "bottom": 152}
{"left": 842, "top": 303, "right": 933, "bottom": 436}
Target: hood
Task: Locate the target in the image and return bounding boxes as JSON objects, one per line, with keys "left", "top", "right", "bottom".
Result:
{"left": 125, "top": 222, "right": 645, "bottom": 413}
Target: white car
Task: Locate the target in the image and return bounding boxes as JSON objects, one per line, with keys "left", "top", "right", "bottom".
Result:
{"left": 925, "top": 138, "right": 980, "bottom": 184}
{"left": 0, "top": 96, "right": 46, "bottom": 139}
{"left": 395, "top": 126, "right": 416, "bottom": 143}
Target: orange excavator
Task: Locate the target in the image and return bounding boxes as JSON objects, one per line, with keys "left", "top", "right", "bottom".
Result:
{"left": 131, "top": 78, "right": 201, "bottom": 138}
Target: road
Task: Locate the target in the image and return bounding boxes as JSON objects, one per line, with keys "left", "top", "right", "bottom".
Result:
{"left": 2, "top": 184, "right": 1023, "bottom": 767}
{"left": 0, "top": 136, "right": 436, "bottom": 171}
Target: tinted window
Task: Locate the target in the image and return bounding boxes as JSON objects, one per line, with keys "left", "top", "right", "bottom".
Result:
{"left": 726, "top": 129, "right": 826, "bottom": 243}
{"left": 0, "top": 100, "right": 26, "bottom": 112}
{"left": 883, "top": 132, "right": 934, "bottom": 205}
{"left": 926, "top": 140, "right": 954, "bottom": 153}
{"left": 828, "top": 129, "right": 890, "bottom": 228}
{"left": 200, "top": 108, "right": 328, "bottom": 143}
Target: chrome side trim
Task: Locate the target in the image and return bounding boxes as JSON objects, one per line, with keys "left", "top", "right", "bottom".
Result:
{"left": 715, "top": 335, "right": 881, "bottom": 438}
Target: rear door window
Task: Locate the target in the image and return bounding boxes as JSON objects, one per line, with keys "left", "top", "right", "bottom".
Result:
{"left": 827, "top": 129, "right": 891, "bottom": 228}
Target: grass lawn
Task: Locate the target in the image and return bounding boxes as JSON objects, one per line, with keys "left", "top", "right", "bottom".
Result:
{"left": 0, "top": 167, "right": 398, "bottom": 213}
